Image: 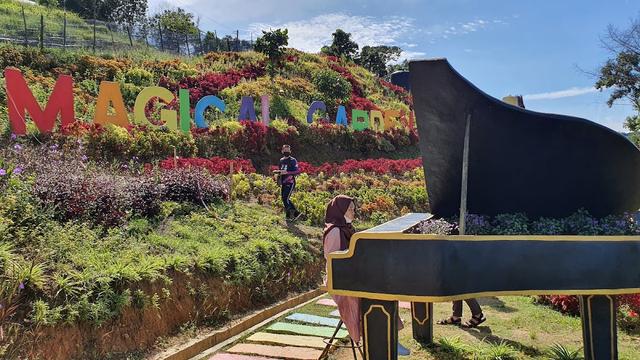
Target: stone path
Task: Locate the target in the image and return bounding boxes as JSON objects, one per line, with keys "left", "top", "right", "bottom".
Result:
{"left": 209, "top": 298, "right": 349, "bottom": 360}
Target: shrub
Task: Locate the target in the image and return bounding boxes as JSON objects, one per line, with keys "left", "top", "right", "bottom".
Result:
{"left": 160, "top": 168, "right": 229, "bottom": 205}
{"left": 312, "top": 69, "right": 352, "bottom": 110}
{"left": 493, "top": 213, "right": 530, "bottom": 235}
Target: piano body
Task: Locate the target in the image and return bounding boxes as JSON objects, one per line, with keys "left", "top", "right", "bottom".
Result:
{"left": 326, "top": 59, "right": 640, "bottom": 360}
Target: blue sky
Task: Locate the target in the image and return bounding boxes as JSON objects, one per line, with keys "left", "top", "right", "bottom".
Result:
{"left": 149, "top": 0, "right": 640, "bottom": 131}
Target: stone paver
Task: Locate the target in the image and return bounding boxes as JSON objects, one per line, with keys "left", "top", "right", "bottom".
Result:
{"left": 286, "top": 313, "right": 343, "bottom": 328}
{"left": 267, "top": 322, "right": 348, "bottom": 338}
{"left": 316, "top": 298, "right": 337, "bottom": 307}
{"left": 227, "top": 343, "right": 322, "bottom": 360}
{"left": 329, "top": 309, "right": 340, "bottom": 317}
{"left": 246, "top": 332, "right": 326, "bottom": 349}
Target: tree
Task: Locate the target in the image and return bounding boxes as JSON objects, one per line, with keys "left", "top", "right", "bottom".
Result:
{"left": 322, "top": 29, "right": 359, "bottom": 60}
{"left": 254, "top": 28, "right": 289, "bottom": 78}
{"left": 110, "top": 0, "right": 148, "bottom": 46}
{"left": 596, "top": 16, "right": 640, "bottom": 145}
{"left": 150, "top": 8, "right": 198, "bottom": 55}
{"left": 357, "top": 45, "right": 402, "bottom": 77}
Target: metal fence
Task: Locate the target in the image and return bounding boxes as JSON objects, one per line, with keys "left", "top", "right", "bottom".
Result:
{"left": 0, "top": 4, "right": 253, "bottom": 55}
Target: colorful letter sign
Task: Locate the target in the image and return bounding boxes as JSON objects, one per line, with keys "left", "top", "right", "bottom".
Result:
{"left": 3, "top": 67, "right": 414, "bottom": 136}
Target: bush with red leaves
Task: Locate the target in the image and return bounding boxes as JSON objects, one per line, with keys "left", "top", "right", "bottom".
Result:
{"left": 155, "top": 156, "right": 256, "bottom": 174}
{"left": 269, "top": 158, "right": 422, "bottom": 176}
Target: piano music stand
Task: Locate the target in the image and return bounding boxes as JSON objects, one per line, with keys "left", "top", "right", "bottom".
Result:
{"left": 318, "top": 319, "right": 363, "bottom": 360}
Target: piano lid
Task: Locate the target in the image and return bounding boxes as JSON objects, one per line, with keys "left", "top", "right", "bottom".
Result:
{"left": 408, "top": 59, "right": 640, "bottom": 218}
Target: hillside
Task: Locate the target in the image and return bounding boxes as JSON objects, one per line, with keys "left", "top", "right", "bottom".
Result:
{"left": 0, "top": 0, "right": 143, "bottom": 49}
{"left": 0, "top": 43, "right": 418, "bottom": 168}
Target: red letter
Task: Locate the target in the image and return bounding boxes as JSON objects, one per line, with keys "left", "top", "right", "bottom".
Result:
{"left": 5, "top": 68, "right": 75, "bottom": 135}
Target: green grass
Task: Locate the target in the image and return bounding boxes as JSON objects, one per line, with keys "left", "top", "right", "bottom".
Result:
{"left": 301, "top": 296, "right": 640, "bottom": 359}
{"left": 0, "top": 0, "right": 143, "bottom": 48}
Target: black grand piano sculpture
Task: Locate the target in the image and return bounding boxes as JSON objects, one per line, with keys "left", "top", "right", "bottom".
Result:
{"left": 326, "top": 59, "right": 640, "bottom": 360}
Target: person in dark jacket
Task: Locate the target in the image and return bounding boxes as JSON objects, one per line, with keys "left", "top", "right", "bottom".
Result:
{"left": 276, "top": 145, "right": 302, "bottom": 220}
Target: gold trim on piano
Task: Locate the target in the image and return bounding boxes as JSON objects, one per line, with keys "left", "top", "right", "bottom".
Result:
{"left": 363, "top": 304, "right": 392, "bottom": 360}
{"left": 326, "top": 232, "right": 640, "bottom": 302}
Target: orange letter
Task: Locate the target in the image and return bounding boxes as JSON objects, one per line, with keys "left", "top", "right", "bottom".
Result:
{"left": 94, "top": 81, "right": 129, "bottom": 127}
{"left": 4, "top": 67, "right": 75, "bottom": 135}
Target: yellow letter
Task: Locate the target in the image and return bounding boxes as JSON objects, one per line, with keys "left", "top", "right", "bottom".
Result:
{"left": 94, "top": 81, "right": 130, "bottom": 127}
{"left": 134, "top": 86, "right": 177, "bottom": 130}
{"left": 369, "top": 110, "right": 385, "bottom": 132}
{"left": 384, "top": 109, "right": 401, "bottom": 130}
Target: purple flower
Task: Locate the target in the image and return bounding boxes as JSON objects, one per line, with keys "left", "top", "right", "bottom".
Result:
{"left": 13, "top": 167, "right": 22, "bottom": 175}
{"left": 13, "top": 144, "right": 22, "bottom": 151}
{"left": 81, "top": 155, "right": 88, "bottom": 162}
{"left": 50, "top": 144, "right": 59, "bottom": 150}
{"left": 18, "top": 282, "right": 24, "bottom": 290}
{"left": 10, "top": 133, "right": 16, "bottom": 140}
{"left": 0, "top": 169, "right": 6, "bottom": 176}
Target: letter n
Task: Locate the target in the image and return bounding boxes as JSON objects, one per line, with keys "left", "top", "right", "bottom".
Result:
{"left": 5, "top": 68, "right": 75, "bottom": 135}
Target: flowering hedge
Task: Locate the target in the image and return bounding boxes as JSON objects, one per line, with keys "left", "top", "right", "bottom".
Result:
{"left": 270, "top": 158, "right": 422, "bottom": 176}
{"left": 154, "top": 156, "right": 256, "bottom": 174}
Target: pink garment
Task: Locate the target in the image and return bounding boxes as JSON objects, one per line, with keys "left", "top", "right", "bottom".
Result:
{"left": 324, "top": 227, "right": 361, "bottom": 341}
{"left": 324, "top": 229, "right": 404, "bottom": 342}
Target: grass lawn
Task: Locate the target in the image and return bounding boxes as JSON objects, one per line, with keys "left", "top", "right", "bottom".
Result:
{"left": 301, "top": 296, "right": 640, "bottom": 359}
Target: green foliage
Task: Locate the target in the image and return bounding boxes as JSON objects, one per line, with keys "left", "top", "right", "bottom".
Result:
{"left": 547, "top": 343, "right": 583, "bottom": 360}
{"left": 322, "top": 29, "right": 359, "bottom": 60}
{"left": 479, "top": 341, "right": 519, "bottom": 360}
{"left": 254, "top": 28, "right": 289, "bottom": 78}
{"left": 312, "top": 69, "right": 352, "bottom": 110}
{"left": 437, "top": 336, "right": 469, "bottom": 356}
{"left": 357, "top": 45, "right": 402, "bottom": 78}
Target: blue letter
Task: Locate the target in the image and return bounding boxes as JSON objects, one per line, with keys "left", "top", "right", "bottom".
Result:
{"left": 335, "top": 105, "right": 348, "bottom": 126}
{"left": 195, "top": 95, "right": 225, "bottom": 129}
{"left": 306, "top": 101, "right": 326, "bottom": 124}
{"left": 238, "top": 96, "right": 257, "bottom": 121}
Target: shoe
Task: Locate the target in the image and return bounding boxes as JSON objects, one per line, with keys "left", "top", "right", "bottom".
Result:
{"left": 398, "top": 342, "right": 411, "bottom": 356}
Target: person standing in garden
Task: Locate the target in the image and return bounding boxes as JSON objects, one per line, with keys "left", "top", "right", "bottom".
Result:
{"left": 323, "top": 195, "right": 411, "bottom": 356}
{"left": 276, "top": 144, "right": 302, "bottom": 221}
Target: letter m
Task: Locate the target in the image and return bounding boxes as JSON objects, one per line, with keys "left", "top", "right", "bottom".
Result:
{"left": 5, "top": 67, "right": 75, "bottom": 135}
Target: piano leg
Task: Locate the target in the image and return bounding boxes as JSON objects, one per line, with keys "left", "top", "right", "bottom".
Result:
{"left": 579, "top": 295, "right": 618, "bottom": 360}
{"left": 361, "top": 298, "right": 398, "bottom": 360}
{"left": 411, "top": 302, "right": 433, "bottom": 344}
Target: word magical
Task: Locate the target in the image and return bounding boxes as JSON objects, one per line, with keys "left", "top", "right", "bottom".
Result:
{"left": 4, "top": 68, "right": 413, "bottom": 136}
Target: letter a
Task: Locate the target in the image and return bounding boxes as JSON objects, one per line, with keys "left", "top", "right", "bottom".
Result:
{"left": 94, "top": 81, "right": 130, "bottom": 127}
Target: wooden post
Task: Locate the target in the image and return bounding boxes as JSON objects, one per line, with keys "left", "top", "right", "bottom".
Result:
{"left": 411, "top": 302, "right": 433, "bottom": 344}
{"left": 63, "top": 10, "right": 67, "bottom": 50}
{"left": 39, "top": 14, "right": 44, "bottom": 50}
{"left": 158, "top": 22, "right": 164, "bottom": 51}
{"left": 110, "top": 25, "right": 115, "bottom": 49}
{"left": 127, "top": 26, "right": 133, "bottom": 47}
{"left": 21, "top": 5, "right": 28, "bottom": 47}
{"left": 92, "top": 19, "right": 96, "bottom": 53}
{"left": 361, "top": 299, "right": 398, "bottom": 359}
{"left": 236, "top": 29, "right": 239, "bottom": 51}
{"left": 459, "top": 113, "right": 471, "bottom": 235}
{"left": 185, "top": 33, "right": 190, "bottom": 56}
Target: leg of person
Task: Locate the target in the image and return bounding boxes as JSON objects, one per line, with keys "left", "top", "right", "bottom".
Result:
{"left": 438, "top": 301, "right": 462, "bottom": 325}
{"left": 281, "top": 184, "right": 292, "bottom": 219}
{"left": 287, "top": 182, "right": 302, "bottom": 219}
{"left": 462, "top": 298, "right": 486, "bottom": 328}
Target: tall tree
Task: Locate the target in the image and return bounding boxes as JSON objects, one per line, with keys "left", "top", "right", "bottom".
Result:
{"left": 111, "top": 0, "right": 148, "bottom": 46}
{"left": 321, "top": 29, "right": 359, "bottom": 60}
{"left": 254, "top": 28, "right": 289, "bottom": 78}
{"left": 357, "top": 45, "right": 402, "bottom": 77}
{"left": 596, "top": 16, "right": 640, "bottom": 145}
{"left": 150, "top": 7, "right": 198, "bottom": 54}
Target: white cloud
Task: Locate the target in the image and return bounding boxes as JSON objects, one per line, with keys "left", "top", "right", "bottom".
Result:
{"left": 524, "top": 87, "right": 598, "bottom": 101}
{"left": 248, "top": 13, "right": 416, "bottom": 53}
